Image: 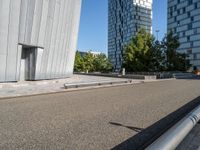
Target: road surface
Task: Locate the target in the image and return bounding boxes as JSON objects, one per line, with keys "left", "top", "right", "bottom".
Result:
{"left": 0, "top": 79, "right": 200, "bottom": 150}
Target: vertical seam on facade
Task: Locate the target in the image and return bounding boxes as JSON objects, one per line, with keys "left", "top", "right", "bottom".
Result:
{"left": 15, "top": 0, "right": 23, "bottom": 81}
{"left": 38, "top": 0, "right": 49, "bottom": 79}
{"left": 50, "top": 0, "right": 61, "bottom": 78}
{"left": 44, "top": 0, "right": 56, "bottom": 77}
{"left": 62, "top": 0, "right": 72, "bottom": 76}
{"left": 35, "top": 0, "right": 44, "bottom": 79}
{"left": 56, "top": 0, "right": 66, "bottom": 76}
{"left": 5, "top": 0, "right": 12, "bottom": 81}
{"left": 60, "top": 0, "right": 69, "bottom": 76}
{"left": 36, "top": 0, "right": 44, "bottom": 47}
{"left": 24, "top": 0, "right": 30, "bottom": 43}
{"left": 29, "top": 0, "right": 36, "bottom": 44}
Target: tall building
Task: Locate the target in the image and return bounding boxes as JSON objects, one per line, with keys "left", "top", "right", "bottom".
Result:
{"left": 108, "top": 0, "right": 153, "bottom": 72}
{"left": 168, "top": 0, "right": 200, "bottom": 70}
{"left": 0, "top": 0, "right": 82, "bottom": 82}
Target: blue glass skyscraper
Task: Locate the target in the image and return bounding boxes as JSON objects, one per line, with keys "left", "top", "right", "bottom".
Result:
{"left": 108, "top": 0, "right": 153, "bottom": 71}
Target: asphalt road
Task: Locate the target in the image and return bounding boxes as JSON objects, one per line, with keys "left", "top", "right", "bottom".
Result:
{"left": 0, "top": 79, "right": 200, "bottom": 150}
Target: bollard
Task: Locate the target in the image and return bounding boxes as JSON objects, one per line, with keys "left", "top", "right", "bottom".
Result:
{"left": 122, "top": 68, "right": 126, "bottom": 76}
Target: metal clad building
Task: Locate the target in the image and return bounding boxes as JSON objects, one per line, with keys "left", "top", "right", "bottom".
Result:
{"left": 108, "top": 0, "right": 153, "bottom": 72}
{"left": 168, "top": 0, "right": 200, "bottom": 70}
{"left": 0, "top": 0, "right": 82, "bottom": 82}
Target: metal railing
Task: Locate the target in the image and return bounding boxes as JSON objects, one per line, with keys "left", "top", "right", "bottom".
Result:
{"left": 146, "top": 105, "right": 200, "bottom": 150}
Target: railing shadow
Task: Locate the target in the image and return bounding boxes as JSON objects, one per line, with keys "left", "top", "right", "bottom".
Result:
{"left": 109, "top": 122, "right": 143, "bottom": 133}
{"left": 111, "top": 96, "right": 200, "bottom": 150}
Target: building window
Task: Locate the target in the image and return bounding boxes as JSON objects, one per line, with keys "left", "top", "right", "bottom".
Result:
{"left": 174, "top": 5, "right": 177, "bottom": 11}
{"left": 191, "top": 16, "right": 194, "bottom": 22}
{"left": 194, "top": 28, "right": 197, "bottom": 34}
{"left": 188, "top": 23, "right": 192, "bottom": 30}
{"left": 188, "top": 0, "right": 193, "bottom": 5}
{"left": 177, "top": 9, "right": 180, "bottom": 15}
{"left": 188, "top": 12, "right": 191, "bottom": 17}
{"left": 174, "top": 28, "right": 177, "bottom": 33}
{"left": 170, "top": 7, "right": 173, "bottom": 12}
{"left": 187, "top": 36, "right": 190, "bottom": 42}
{"left": 193, "top": 53, "right": 197, "bottom": 59}
{"left": 170, "top": 12, "right": 173, "bottom": 17}
{"left": 191, "top": 41, "right": 194, "bottom": 47}
{"left": 177, "top": 21, "right": 180, "bottom": 26}
{"left": 183, "top": 7, "right": 186, "bottom": 13}
{"left": 195, "top": 3, "right": 198, "bottom": 9}
{"left": 187, "top": 49, "right": 192, "bottom": 54}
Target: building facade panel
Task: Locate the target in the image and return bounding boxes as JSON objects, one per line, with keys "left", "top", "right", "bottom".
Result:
{"left": 0, "top": 0, "right": 10, "bottom": 81}
{"left": 168, "top": 0, "right": 200, "bottom": 70}
{"left": 0, "top": 0, "right": 82, "bottom": 82}
{"left": 108, "top": 0, "right": 153, "bottom": 72}
{"left": 5, "top": 0, "right": 22, "bottom": 81}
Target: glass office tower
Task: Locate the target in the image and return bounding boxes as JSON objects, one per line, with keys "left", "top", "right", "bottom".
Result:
{"left": 108, "top": 0, "right": 153, "bottom": 72}
{"left": 168, "top": 0, "right": 200, "bottom": 70}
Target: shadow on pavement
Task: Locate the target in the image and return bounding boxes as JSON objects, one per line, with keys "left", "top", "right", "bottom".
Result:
{"left": 176, "top": 77, "right": 200, "bottom": 80}
{"left": 109, "top": 122, "right": 143, "bottom": 133}
{"left": 111, "top": 96, "right": 200, "bottom": 150}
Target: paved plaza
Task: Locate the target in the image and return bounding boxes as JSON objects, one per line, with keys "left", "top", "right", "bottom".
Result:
{"left": 0, "top": 79, "right": 200, "bottom": 149}
{"left": 177, "top": 124, "right": 200, "bottom": 150}
{"left": 0, "top": 75, "right": 144, "bottom": 99}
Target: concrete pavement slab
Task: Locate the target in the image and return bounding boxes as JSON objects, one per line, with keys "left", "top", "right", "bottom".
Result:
{"left": 177, "top": 124, "right": 200, "bottom": 150}
{"left": 0, "top": 75, "right": 145, "bottom": 99}
{"left": 0, "top": 80, "right": 200, "bottom": 149}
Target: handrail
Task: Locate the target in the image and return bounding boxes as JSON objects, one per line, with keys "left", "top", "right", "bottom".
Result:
{"left": 146, "top": 105, "right": 200, "bottom": 150}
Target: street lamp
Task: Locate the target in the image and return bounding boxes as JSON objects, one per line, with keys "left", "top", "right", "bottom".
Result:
{"left": 156, "top": 30, "right": 160, "bottom": 41}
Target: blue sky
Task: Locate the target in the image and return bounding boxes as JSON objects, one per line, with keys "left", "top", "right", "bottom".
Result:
{"left": 77, "top": 0, "right": 167, "bottom": 54}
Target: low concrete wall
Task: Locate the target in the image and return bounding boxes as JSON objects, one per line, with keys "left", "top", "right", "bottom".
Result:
{"left": 145, "top": 76, "right": 157, "bottom": 80}
{"left": 75, "top": 72, "right": 158, "bottom": 80}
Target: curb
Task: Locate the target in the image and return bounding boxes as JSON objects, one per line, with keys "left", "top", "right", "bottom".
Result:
{"left": 0, "top": 81, "right": 144, "bottom": 100}
{"left": 0, "top": 79, "right": 175, "bottom": 100}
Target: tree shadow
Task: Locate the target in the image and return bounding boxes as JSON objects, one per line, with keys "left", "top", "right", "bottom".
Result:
{"left": 111, "top": 96, "right": 200, "bottom": 150}
{"left": 176, "top": 77, "right": 200, "bottom": 80}
{"left": 109, "top": 122, "right": 143, "bottom": 133}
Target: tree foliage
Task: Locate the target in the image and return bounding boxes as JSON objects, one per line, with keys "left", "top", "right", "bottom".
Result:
{"left": 123, "top": 29, "right": 164, "bottom": 72}
{"left": 74, "top": 51, "right": 84, "bottom": 72}
{"left": 93, "top": 54, "right": 113, "bottom": 72}
{"left": 162, "top": 31, "right": 191, "bottom": 71}
{"left": 123, "top": 29, "right": 191, "bottom": 72}
{"left": 83, "top": 53, "right": 95, "bottom": 72}
{"left": 74, "top": 52, "right": 112, "bottom": 72}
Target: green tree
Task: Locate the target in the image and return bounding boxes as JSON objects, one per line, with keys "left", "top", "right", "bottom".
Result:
{"left": 74, "top": 51, "right": 85, "bottom": 72}
{"left": 123, "top": 29, "right": 164, "bottom": 72}
{"left": 74, "top": 51, "right": 113, "bottom": 72}
{"left": 93, "top": 54, "right": 113, "bottom": 72}
{"left": 162, "top": 32, "right": 191, "bottom": 71}
{"left": 147, "top": 40, "right": 166, "bottom": 71}
{"left": 83, "top": 52, "right": 95, "bottom": 72}
{"left": 174, "top": 53, "right": 191, "bottom": 71}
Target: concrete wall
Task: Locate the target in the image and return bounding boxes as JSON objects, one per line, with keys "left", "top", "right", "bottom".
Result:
{"left": 0, "top": 0, "right": 82, "bottom": 82}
